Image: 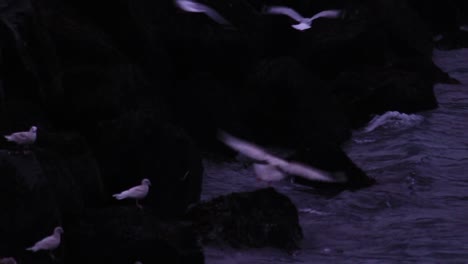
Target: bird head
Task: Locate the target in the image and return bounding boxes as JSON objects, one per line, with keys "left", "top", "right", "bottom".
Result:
{"left": 54, "top": 226, "right": 64, "bottom": 235}
{"left": 142, "top": 178, "right": 152, "bottom": 186}
{"left": 30, "top": 126, "right": 38, "bottom": 133}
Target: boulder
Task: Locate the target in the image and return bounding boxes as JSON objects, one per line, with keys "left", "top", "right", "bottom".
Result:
{"left": 65, "top": 206, "right": 204, "bottom": 264}
{"left": 186, "top": 188, "right": 303, "bottom": 252}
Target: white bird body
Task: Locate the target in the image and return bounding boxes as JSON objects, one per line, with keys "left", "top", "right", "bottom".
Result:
{"left": 4, "top": 126, "right": 37, "bottom": 145}
{"left": 218, "top": 131, "right": 346, "bottom": 183}
{"left": 0, "top": 257, "right": 17, "bottom": 264}
{"left": 113, "top": 179, "right": 151, "bottom": 209}
{"left": 175, "top": 0, "right": 231, "bottom": 25}
{"left": 253, "top": 163, "right": 287, "bottom": 181}
{"left": 26, "top": 226, "right": 63, "bottom": 252}
{"left": 264, "top": 6, "right": 342, "bottom": 31}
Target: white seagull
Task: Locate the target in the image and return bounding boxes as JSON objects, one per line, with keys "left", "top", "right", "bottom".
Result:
{"left": 113, "top": 178, "right": 151, "bottom": 209}
{"left": 26, "top": 226, "right": 64, "bottom": 260}
{"left": 0, "top": 257, "right": 17, "bottom": 264}
{"left": 4, "top": 126, "right": 37, "bottom": 154}
{"left": 264, "top": 6, "right": 342, "bottom": 31}
{"left": 175, "top": 0, "right": 231, "bottom": 25}
{"left": 217, "top": 130, "right": 347, "bottom": 184}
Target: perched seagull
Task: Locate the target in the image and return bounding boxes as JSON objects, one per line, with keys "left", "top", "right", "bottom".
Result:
{"left": 217, "top": 130, "right": 347, "bottom": 184}
{"left": 113, "top": 178, "right": 151, "bottom": 209}
{"left": 263, "top": 6, "right": 342, "bottom": 31}
{"left": 4, "top": 126, "right": 37, "bottom": 154}
{"left": 175, "top": 0, "right": 231, "bottom": 25}
{"left": 0, "top": 257, "right": 17, "bottom": 264}
{"left": 26, "top": 226, "right": 64, "bottom": 260}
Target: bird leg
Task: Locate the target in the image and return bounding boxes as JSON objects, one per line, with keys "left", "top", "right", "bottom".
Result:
{"left": 136, "top": 200, "right": 143, "bottom": 210}
{"left": 23, "top": 145, "right": 32, "bottom": 155}
{"left": 48, "top": 251, "right": 56, "bottom": 261}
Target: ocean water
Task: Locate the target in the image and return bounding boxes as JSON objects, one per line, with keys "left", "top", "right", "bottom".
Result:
{"left": 201, "top": 48, "right": 468, "bottom": 263}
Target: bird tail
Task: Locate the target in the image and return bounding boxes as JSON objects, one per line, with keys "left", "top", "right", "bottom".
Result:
{"left": 25, "top": 246, "right": 37, "bottom": 252}
{"left": 112, "top": 193, "right": 125, "bottom": 200}
{"left": 4, "top": 135, "right": 12, "bottom": 141}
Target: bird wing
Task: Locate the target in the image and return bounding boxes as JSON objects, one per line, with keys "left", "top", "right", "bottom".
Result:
{"left": 217, "top": 130, "right": 287, "bottom": 166}
{"left": 114, "top": 185, "right": 148, "bottom": 199}
{"left": 277, "top": 161, "right": 347, "bottom": 183}
{"left": 310, "top": 9, "right": 342, "bottom": 21}
{"left": 264, "top": 6, "right": 305, "bottom": 22}
{"left": 5, "top": 132, "right": 35, "bottom": 144}
{"left": 28, "top": 235, "right": 59, "bottom": 251}
{"left": 175, "top": 0, "right": 204, "bottom": 12}
{"left": 175, "top": 0, "right": 231, "bottom": 25}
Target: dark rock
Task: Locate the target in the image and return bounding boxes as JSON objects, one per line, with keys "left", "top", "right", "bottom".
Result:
{"left": 407, "top": 0, "right": 460, "bottom": 35}
{"left": 34, "top": 129, "right": 106, "bottom": 216}
{"left": 435, "top": 30, "right": 468, "bottom": 50}
{"left": 0, "top": 150, "right": 61, "bottom": 264}
{"left": 331, "top": 57, "right": 441, "bottom": 128}
{"left": 186, "top": 188, "right": 303, "bottom": 251}
{"left": 65, "top": 206, "right": 204, "bottom": 264}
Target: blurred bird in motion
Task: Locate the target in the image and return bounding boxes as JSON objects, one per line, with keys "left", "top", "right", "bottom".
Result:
{"left": 175, "top": 0, "right": 231, "bottom": 25}
{"left": 263, "top": 6, "right": 342, "bottom": 31}
{"left": 217, "top": 130, "right": 347, "bottom": 184}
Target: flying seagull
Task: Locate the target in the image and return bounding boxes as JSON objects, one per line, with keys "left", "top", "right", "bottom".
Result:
{"left": 4, "top": 126, "right": 37, "bottom": 154}
{"left": 26, "top": 226, "right": 64, "bottom": 260}
{"left": 113, "top": 178, "right": 151, "bottom": 209}
{"left": 217, "top": 130, "right": 347, "bottom": 183}
{"left": 175, "top": 0, "right": 231, "bottom": 25}
{"left": 263, "top": 6, "right": 342, "bottom": 31}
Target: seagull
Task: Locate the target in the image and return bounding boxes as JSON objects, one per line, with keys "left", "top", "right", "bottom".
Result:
{"left": 253, "top": 163, "right": 286, "bottom": 182}
{"left": 4, "top": 126, "right": 37, "bottom": 154}
{"left": 217, "top": 130, "right": 347, "bottom": 184}
{"left": 263, "top": 6, "right": 342, "bottom": 31}
{"left": 0, "top": 257, "right": 17, "bottom": 264}
{"left": 175, "top": 0, "right": 231, "bottom": 25}
{"left": 112, "top": 178, "right": 151, "bottom": 209}
{"left": 26, "top": 226, "right": 64, "bottom": 260}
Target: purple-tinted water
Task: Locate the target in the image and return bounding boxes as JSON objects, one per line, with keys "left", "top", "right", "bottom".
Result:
{"left": 201, "top": 48, "right": 468, "bottom": 263}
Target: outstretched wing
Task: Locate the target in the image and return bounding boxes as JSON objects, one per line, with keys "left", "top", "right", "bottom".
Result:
{"left": 310, "top": 9, "right": 342, "bottom": 21}
{"left": 175, "top": 0, "right": 204, "bottom": 13}
{"left": 175, "top": 0, "right": 231, "bottom": 25}
{"left": 264, "top": 6, "right": 305, "bottom": 22}
{"left": 217, "top": 130, "right": 287, "bottom": 166}
{"left": 278, "top": 161, "right": 347, "bottom": 183}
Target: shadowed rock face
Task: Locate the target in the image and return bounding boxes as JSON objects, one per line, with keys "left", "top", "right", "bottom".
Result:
{"left": 65, "top": 207, "right": 204, "bottom": 264}
{"left": 186, "top": 188, "right": 303, "bottom": 251}
{"left": 0, "top": 151, "right": 61, "bottom": 264}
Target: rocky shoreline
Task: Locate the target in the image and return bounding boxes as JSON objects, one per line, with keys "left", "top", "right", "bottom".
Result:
{"left": 0, "top": 0, "right": 467, "bottom": 263}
